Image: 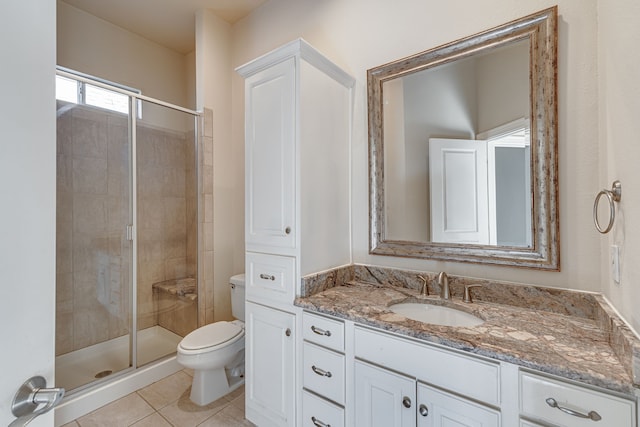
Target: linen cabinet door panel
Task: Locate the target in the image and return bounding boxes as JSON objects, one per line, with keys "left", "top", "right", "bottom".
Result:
{"left": 244, "top": 57, "right": 296, "bottom": 254}
{"left": 355, "top": 361, "right": 416, "bottom": 427}
{"left": 245, "top": 301, "right": 295, "bottom": 427}
{"left": 417, "top": 383, "right": 500, "bottom": 427}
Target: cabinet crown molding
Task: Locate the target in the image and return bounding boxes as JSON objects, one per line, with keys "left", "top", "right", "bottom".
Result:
{"left": 236, "top": 38, "right": 355, "bottom": 88}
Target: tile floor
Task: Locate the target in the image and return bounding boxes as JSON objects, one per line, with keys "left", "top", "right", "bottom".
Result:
{"left": 62, "top": 370, "right": 254, "bottom": 427}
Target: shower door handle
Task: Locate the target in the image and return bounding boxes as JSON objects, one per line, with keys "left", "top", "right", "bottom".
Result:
{"left": 10, "top": 376, "right": 65, "bottom": 427}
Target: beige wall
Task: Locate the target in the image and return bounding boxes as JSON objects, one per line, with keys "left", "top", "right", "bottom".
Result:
{"left": 57, "top": 1, "right": 192, "bottom": 109}
{"left": 196, "top": 11, "right": 245, "bottom": 322}
{"left": 598, "top": 0, "right": 640, "bottom": 333}
{"left": 231, "top": 0, "right": 601, "bottom": 294}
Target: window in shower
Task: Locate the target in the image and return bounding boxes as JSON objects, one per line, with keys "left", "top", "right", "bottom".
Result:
{"left": 55, "top": 68, "right": 142, "bottom": 118}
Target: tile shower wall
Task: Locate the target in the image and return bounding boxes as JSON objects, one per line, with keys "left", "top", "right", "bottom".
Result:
{"left": 136, "top": 106, "right": 197, "bottom": 332}
{"left": 199, "top": 109, "right": 215, "bottom": 326}
{"left": 55, "top": 103, "right": 211, "bottom": 356}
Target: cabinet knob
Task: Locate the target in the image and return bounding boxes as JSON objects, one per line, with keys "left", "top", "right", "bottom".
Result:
{"left": 402, "top": 396, "right": 412, "bottom": 408}
{"left": 285, "top": 328, "right": 291, "bottom": 337}
{"left": 285, "top": 226, "right": 291, "bottom": 234}
{"left": 419, "top": 404, "right": 429, "bottom": 417}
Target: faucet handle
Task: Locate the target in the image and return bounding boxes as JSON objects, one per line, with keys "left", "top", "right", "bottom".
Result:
{"left": 463, "top": 284, "right": 482, "bottom": 303}
{"left": 417, "top": 275, "right": 428, "bottom": 296}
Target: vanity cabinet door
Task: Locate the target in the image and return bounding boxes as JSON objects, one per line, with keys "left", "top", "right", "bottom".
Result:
{"left": 244, "top": 57, "right": 296, "bottom": 255}
{"left": 355, "top": 361, "right": 416, "bottom": 427}
{"left": 245, "top": 301, "right": 296, "bottom": 427}
{"left": 417, "top": 383, "right": 500, "bottom": 427}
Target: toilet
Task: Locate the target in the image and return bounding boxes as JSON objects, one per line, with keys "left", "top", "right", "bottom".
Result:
{"left": 177, "top": 274, "right": 246, "bottom": 406}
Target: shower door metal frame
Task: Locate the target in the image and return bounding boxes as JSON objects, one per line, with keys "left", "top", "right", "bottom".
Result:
{"left": 56, "top": 68, "right": 202, "bottom": 391}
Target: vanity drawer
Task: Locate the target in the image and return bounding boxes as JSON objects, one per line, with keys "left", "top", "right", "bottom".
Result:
{"left": 302, "top": 390, "right": 344, "bottom": 427}
{"left": 303, "top": 342, "right": 345, "bottom": 405}
{"left": 354, "top": 326, "right": 500, "bottom": 406}
{"left": 302, "top": 311, "right": 345, "bottom": 352}
{"left": 520, "top": 371, "right": 635, "bottom": 427}
{"left": 246, "top": 251, "right": 295, "bottom": 303}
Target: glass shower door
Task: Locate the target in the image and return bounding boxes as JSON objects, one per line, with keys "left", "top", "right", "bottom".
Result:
{"left": 55, "top": 94, "right": 133, "bottom": 391}
{"left": 135, "top": 99, "right": 198, "bottom": 367}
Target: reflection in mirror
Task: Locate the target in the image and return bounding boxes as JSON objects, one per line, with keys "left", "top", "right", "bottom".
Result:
{"left": 383, "top": 40, "right": 532, "bottom": 246}
{"left": 369, "top": 7, "right": 558, "bottom": 269}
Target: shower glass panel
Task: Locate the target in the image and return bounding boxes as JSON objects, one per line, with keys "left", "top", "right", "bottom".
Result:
{"left": 55, "top": 69, "right": 200, "bottom": 392}
{"left": 136, "top": 99, "right": 199, "bottom": 367}
{"left": 55, "top": 94, "right": 133, "bottom": 391}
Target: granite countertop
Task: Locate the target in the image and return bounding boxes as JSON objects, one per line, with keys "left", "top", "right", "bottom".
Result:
{"left": 295, "top": 278, "right": 639, "bottom": 395}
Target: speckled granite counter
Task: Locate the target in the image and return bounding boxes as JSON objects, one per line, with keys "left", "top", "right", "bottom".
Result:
{"left": 294, "top": 265, "right": 640, "bottom": 396}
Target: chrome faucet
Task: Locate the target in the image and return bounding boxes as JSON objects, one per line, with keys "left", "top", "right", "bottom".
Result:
{"left": 438, "top": 271, "right": 450, "bottom": 300}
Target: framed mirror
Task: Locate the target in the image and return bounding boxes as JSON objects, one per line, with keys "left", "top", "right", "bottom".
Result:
{"left": 368, "top": 7, "right": 558, "bottom": 270}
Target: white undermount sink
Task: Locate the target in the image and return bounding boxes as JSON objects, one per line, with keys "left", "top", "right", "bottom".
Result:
{"left": 388, "top": 302, "right": 484, "bottom": 327}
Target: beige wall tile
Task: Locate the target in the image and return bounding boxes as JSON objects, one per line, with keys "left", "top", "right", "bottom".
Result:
{"left": 73, "top": 156, "right": 107, "bottom": 195}
{"left": 56, "top": 311, "right": 74, "bottom": 355}
{"left": 202, "top": 165, "right": 213, "bottom": 194}
{"left": 164, "top": 257, "right": 188, "bottom": 279}
{"left": 72, "top": 116, "right": 107, "bottom": 159}
{"left": 203, "top": 224, "right": 214, "bottom": 251}
{"left": 73, "top": 194, "right": 108, "bottom": 234}
{"left": 203, "top": 136, "right": 213, "bottom": 166}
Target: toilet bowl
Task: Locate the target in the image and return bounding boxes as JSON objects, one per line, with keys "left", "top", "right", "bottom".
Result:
{"left": 176, "top": 274, "right": 245, "bottom": 406}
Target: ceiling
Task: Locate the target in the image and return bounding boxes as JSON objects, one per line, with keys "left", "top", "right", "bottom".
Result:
{"left": 61, "top": 0, "right": 267, "bottom": 54}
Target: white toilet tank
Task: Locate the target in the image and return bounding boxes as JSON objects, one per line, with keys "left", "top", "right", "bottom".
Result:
{"left": 230, "top": 274, "right": 245, "bottom": 321}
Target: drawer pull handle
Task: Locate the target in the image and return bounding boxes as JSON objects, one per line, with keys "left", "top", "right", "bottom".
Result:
{"left": 259, "top": 273, "right": 275, "bottom": 281}
{"left": 545, "top": 398, "right": 602, "bottom": 421}
{"left": 311, "top": 416, "right": 330, "bottom": 427}
{"left": 419, "top": 404, "right": 429, "bottom": 417}
{"left": 311, "top": 365, "right": 332, "bottom": 378}
{"left": 402, "top": 396, "right": 412, "bottom": 408}
{"left": 311, "top": 326, "right": 332, "bottom": 337}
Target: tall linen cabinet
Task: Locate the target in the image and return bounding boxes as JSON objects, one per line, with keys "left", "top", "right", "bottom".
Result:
{"left": 237, "top": 39, "right": 354, "bottom": 427}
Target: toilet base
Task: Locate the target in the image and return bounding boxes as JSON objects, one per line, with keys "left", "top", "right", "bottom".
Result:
{"left": 190, "top": 366, "right": 244, "bottom": 406}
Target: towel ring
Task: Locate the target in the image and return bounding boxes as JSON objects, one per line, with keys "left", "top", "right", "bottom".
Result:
{"left": 593, "top": 180, "right": 621, "bottom": 234}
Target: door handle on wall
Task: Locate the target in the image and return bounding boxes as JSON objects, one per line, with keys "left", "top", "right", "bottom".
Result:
{"left": 10, "top": 376, "right": 65, "bottom": 427}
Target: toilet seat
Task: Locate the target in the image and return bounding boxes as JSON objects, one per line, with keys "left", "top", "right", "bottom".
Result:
{"left": 179, "top": 321, "right": 244, "bottom": 352}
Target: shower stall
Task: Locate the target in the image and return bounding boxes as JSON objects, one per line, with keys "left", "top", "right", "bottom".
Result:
{"left": 55, "top": 68, "right": 202, "bottom": 393}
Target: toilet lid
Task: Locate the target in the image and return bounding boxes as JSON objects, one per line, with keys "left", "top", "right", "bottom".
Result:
{"left": 180, "top": 321, "right": 243, "bottom": 351}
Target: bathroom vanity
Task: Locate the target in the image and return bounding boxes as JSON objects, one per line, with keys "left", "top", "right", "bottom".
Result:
{"left": 295, "top": 267, "right": 640, "bottom": 427}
